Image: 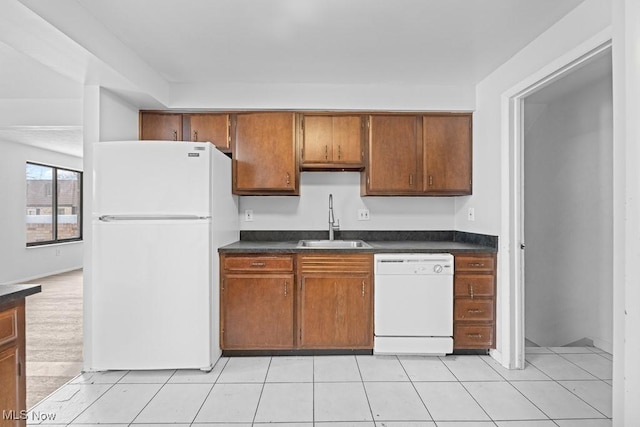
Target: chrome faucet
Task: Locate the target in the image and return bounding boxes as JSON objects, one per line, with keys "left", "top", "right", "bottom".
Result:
{"left": 328, "top": 194, "right": 340, "bottom": 241}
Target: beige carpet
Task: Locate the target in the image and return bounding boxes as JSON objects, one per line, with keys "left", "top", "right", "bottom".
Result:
{"left": 24, "top": 269, "right": 83, "bottom": 409}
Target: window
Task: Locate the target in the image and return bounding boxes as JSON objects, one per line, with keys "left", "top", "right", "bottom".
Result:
{"left": 26, "top": 163, "right": 82, "bottom": 246}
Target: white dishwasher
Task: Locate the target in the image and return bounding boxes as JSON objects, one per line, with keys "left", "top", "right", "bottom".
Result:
{"left": 374, "top": 253, "right": 454, "bottom": 355}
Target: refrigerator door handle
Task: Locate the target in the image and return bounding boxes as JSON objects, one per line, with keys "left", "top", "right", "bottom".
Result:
{"left": 98, "top": 215, "right": 211, "bottom": 222}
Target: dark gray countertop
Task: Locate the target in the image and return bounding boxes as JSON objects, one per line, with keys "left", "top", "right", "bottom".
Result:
{"left": 0, "top": 284, "right": 41, "bottom": 307}
{"left": 219, "top": 240, "right": 496, "bottom": 254}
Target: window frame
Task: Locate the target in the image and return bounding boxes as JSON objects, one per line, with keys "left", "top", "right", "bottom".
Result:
{"left": 26, "top": 162, "right": 83, "bottom": 247}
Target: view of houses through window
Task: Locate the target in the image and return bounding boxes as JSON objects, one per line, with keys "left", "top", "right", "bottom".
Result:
{"left": 26, "top": 162, "right": 82, "bottom": 245}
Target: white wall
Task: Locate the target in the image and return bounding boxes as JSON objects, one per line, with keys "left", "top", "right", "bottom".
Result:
{"left": 82, "top": 86, "right": 139, "bottom": 371}
{"left": 453, "top": 0, "right": 612, "bottom": 364}
{"left": 240, "top": 172, "right": 455, "bottom": 231}
{"left": 0, "top": 139, "right": 83, "bottom": 283}
{"left": 523, "top": 71, "right": 613, "bottom": 351}
{"left": 612, "top": 0, "right": 640, "bottom": 423}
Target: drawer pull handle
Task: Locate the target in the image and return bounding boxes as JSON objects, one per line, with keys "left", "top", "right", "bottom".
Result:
{"left": 173, "top": 130, "right": 178, "bottom": 141}
{"left": 286, "top": 172, "right": 291, "bottom": 185}
{"left": 338, "top": 145, "right": 342, "bottom": 160}
{"left": 469, "top": 284, "right": 474, "bottom": 299}
{"left": 325, "top": 145, "right": 328, "bottom": 160}
{"left": 468, "top": 262, "right": 485, "bottom": 268}
{"left": 362, "top": 280, "right": 365, "bottom": 297}
{"left": 467, "top": 309, "right": 483, "bottom": 313}
{"left": 284, "top": 281, "right": 288, "bottom": 296}
{"left": 467, "top": 333, "right": 483, "bottom": 339}
{"left": 250, "top": 262, "right": 266, "bottom": 267}
{"left": 193, "top": 130, "right": 198, "bottom": 141}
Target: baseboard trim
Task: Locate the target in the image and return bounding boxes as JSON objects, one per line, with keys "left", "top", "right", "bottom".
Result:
{"left": 7, "top": 266, "right": 83, "bottom": 285}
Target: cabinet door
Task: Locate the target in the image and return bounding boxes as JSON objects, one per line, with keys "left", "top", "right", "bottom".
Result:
{"left": 186, "top": 114, "right": 230, "bottom": 151}
{"left": 0, "top": 346, "right": 20, "bottom": 426}
{"left": 302, "top": 115, "right": 333, "bottom": 164}
{"left": 221, "top": 274, "right": 294, "bottom": 349}
{"left": 140, "top": 112, "right": 183, "bottom": 141}
{"left": 423, "top": 115, "right": 472, "bottom": 194}
{"left": 299, "top": 275, "right": 372, "bottom": 349}
{"left": 233, "top": 112, "right": 298, "bottom": 194}
{"left": 332, "top": 116, "right": 362, "bottom": 165}
{"left": 366, "top": 115, "right": 419, "bottom": 194}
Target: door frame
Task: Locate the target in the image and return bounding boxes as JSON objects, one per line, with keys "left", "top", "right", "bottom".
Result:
{"left": 502, "top": 36, "right": 612, "bottom": 369}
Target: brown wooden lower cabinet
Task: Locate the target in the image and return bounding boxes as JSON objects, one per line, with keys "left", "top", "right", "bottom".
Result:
{"left": 220, "top": 255, "right": 295, "bottom": 350}
{"left": 219, "top": 253, "right": 374, "bottom": 351}
{"left": 453, "top": 252, "right": 497, "bottom": 350}
{"left": 298, "top": 273, "right": 372, "bottom": 349}
{"left": 0, "top": 300, "right": 26, "bottom": 427}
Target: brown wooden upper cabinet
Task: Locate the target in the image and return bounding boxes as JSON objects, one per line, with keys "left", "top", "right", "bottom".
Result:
{"left": 140, "top": 112, "right": 183, "bottom": 141}
{"left": 301, "top": 115, "right": 363, "bottom": 170}
{"left": 140, "top": 112, "right": 231, "bottom": 152}
{"left": 362, "top": 115, "right": 420, "bottom": 195}
{"left": 184, "top": 113, "right": 231, "bottom": 152}
{"left": 423, "top": 114, "right": 472, "bottom": 195}
{"left": 232, "top": 112, "right": 299, "bottom": 195}
{"left": 362, "top": 113, "right": 472, "bottom": 196}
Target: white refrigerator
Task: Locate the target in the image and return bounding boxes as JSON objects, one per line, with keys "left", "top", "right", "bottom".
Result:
{"left": 90, "top": 141, "right": 238, "bottom": 371}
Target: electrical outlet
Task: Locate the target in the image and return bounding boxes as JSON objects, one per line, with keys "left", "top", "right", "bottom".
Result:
{"left": 244, "top": 209, "right": 254, "bottom": 222}
{"left": 467, "top": 207, "right": 475, "bottom": 221}
{"left": 358, "top": 209, "right": 370, "bottom": 221}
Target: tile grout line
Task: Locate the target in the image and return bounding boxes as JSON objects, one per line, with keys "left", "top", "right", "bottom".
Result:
{"left": 470, "top": 353, "right": 556, "bottom": 424}
{"left": 64, "top": 376, "right": 122, "bottom": 425}
{"left": 127, "top": 370, "right": 176, "bottom": 425}
{"left": 397, "top": 355, "right": 435, "bottom": 423}
{"left": 354, "top": 354, "right": 376, "bottom": 423}
{"left": 527, "top": 348, "right": 612, "bottom": 420}
{"left": 250, "top": 357, "right": 272, "bottom": 425}
{"left": 190, "top": 357, "right": 228, "bottom": 425}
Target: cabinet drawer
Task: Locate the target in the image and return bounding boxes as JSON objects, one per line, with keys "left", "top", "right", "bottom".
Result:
{"left": 454, "top": 275, "right": 494, "bottom": 297}
{"left": 0, "top": 307, "right": 18, "bottom": 347}
{"left": 224, "top": 256, "right": 294, "bottom": 272}
{"left": 455, "top": 254, "right": 495, "bottom": 272}
{"left": 454, "top": 325, "right": 495, "bottom": 349}
{"left": 454, "top": 299, "right": 494, "bottom": 321}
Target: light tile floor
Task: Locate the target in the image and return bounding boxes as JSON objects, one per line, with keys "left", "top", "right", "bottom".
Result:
{"left": 26, "top": 347, "right": 612, "bottom": 426}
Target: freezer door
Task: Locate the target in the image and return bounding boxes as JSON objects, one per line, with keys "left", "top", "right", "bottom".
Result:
{"left": 93, "top": 141, "right": 211, "bottom": 216}
{"left": 92, "top": 219, "right": 212, "bottom": 370}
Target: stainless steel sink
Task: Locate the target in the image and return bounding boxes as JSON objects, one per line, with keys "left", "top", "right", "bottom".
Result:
{"left": 297, "top": 239, "right": 372, "bottom": 249}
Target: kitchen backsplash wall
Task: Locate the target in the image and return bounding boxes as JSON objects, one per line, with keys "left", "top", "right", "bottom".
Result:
{"left": 238, "top": 172, "right": 456, "bottom": 231}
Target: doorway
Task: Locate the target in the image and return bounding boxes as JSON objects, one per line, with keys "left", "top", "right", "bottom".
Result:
{"left": 520, "top": 49, "right": 613, "bottom": 354}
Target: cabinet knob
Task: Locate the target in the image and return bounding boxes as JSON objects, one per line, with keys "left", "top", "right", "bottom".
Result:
{"left": 286, "top": 172, "right": 291, "bottom": 185}
{"left": 429, "top": 175, "right": 433, "bottom": 186}
{"left": 337, "top": 145, "right": 342, "bottom": 160}
{"left": 325, "top": 145, "right": 328, "bottom": 160}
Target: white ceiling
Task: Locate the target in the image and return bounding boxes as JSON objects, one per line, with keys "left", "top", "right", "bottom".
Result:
{"left": 74, "top": 0, "right": 586, "bottom": 86}
{"left": 1, "top": 0, "right": 590, "bottom": 157}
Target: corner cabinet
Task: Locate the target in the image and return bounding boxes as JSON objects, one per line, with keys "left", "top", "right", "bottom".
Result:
{"left": 139, "top": 112, "right": 231, "bottom": 152}
{"left": 232, "top": 112, "right": 299, "bottom": 195}
{"left": 297, "top": 254, "right": 373, "bottom": 349}
{"left": 140, "top": 112, "right": 183, "bottom": 141}
{"left": 220, "top": 255, "right": 295, "bottom": 350}
{"left": 453, "top": 253, "right": 496, "bottom": 350}
{"left": 362, "top": 113, "right": 472, "bottom": 196}
{"left": 301, "top": 115, "right": 364, "bottom": 170}
{"left": 0, "top": 300, "right": 26, "bottom": 427}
